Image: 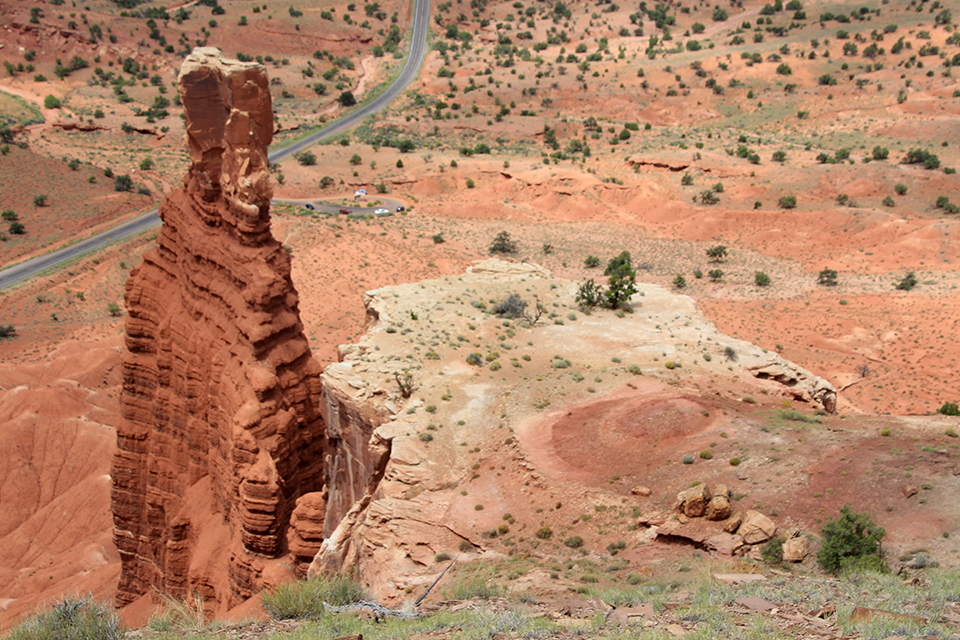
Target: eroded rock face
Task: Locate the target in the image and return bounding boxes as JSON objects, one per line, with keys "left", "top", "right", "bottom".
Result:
{"left": 112, "top": 48, "right": 326, "bottom": 609}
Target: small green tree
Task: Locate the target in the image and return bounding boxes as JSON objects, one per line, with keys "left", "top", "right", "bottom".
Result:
{"left": 604, "top": 252, "right": 638, "bottom": 308}
{"left": 1, "top": 209, "right": 16, "bottom": 221}
{"left": 107, "top": 302, "right": 122, "bottom": 317}
{"left": 33, "top": 194, "right": 48, "bottom": 206}
{"left": 817, "top": 268, "right": 838, "bottom": 286}
{"left": 754, "top": 271, "right": 771, "bottom": 287}
{"left": 44, "top": 94, "right": 61, "bottom": 109}
{"left": 489, "top": 231, "right": 517, "bottom": 254}
{"left": 9, "top": 221, "right": 25, "bottom": 235}
{"left": 338, "top": 90, "right": 357, "bottom": 107}
{"left": 706, "top": 245, "right": 727, "bottom": 262}
{"left": 708, "top": 269, "right": 723, "bottom": 281}
{"left": 575, "top": 279, "right": 603, "bottom": 307}
{"left": 297, "top": 150, "right": 317, "bottom": 166}
{"left": 938, "top": 402, "right": 960, "bottom": 416}
{"left": 114, "top": 175, "right": 134, "bottom": 192}
{"left": 584, "top": 255, "right": 601, "bottom": 268}
{"left": 348, "top": 153, "right": 362, "bottom": 165}
{"left": 817, "top": 505, "right": 887, "bottom": 575}
{"left": 895, "top": 272, "right": 918, "bottom": 290}
{"left": 139, "top": 157, "right": 153, "bottom": 171}
{"left": 673, "top": 274, "right": 686, "bottom": 289}
{"left": 779, "top": 195, "right": 797, "bottom": 208}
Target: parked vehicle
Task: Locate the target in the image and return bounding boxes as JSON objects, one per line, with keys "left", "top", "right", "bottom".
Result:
{"left": 339, "top": 208, "right": 351, "bottom": 215}
{"left": 304, "top": 203, "right": 315, "bottom": 210}
{"left": 374, "top": 208, "right": 390, "bottom": 215}
{"left": 396, "top": 205, "right": 405, "bottom": 212}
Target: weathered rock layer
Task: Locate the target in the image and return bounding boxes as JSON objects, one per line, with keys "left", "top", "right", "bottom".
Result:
{"left": 112, "top": 49, "right": 326, "bottom": 609}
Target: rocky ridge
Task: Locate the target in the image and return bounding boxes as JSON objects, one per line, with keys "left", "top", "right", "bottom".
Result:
{"left": 309, "top": 259, "right": 837, "bottom": 600}
{"left": 113, "top": 49, "right": 326, "bottom": 611}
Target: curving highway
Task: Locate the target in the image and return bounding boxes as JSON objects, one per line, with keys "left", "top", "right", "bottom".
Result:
{"left": 0, "top": 0, "right": 431, "bottom": 291}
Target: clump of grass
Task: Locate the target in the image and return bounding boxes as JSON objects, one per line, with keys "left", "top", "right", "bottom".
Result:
{"left": 7, "top": 595, "right": 125, "bottom": 640}
{"left": 777, "top": 408, "right": 822, "bottom": 423}
{"left": 262, "top": 574, "right": 366, "bottom": 620}
{"left": 147, "top": 591, "right": 206, "bottom": 632}
{"left": 442, "top": 566, "right": 505, "bottom": 600}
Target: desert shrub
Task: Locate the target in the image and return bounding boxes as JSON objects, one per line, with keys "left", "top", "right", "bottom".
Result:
{"left": 673, "top": 274, "right": 686, "bottom": 288}
{"left": 761, "top": 537, "right": 784, "bottom": 564}
{"left": 817, "top": 268, "right": 838, "bottom": 286}
{"left": 706, "top": 245, "right": 727, "bottom": 261}
{"left": 754, "top": 271, "right": 771, "bottom": 287}
{"left": 296, "top": 150, "right": 317, "bottom": 165}
{"left": 44, "top": 94, "right": 62, "bottom": 109}
{"left": 817, "top": 505, "right": 888, "bottom": 575}
{"left": 488, "top": 230, "right": 517, "bottom": 254}
{"left": 682, "top": 454, "right": 694, "bottom": 464}
{"left": 492, "top": 293, "right": 527, "bottom": 318}
{"left": 699, "top": 449, "right": 713, "bottom": 459}
{"left": 6, "top": 595, "right": 125, "bottom": 640}
{"left": 575, "top": 279, "right": 603, "bottom": 308}
{"left": 535, "top": 526, "right": 553, "bottom": 540}
{"left": 564, "top": 536, "right": 584, "bottom": 548}
{"left": 114, "top": 174, "right": 134, "bottom": 192}
{"left": 262, "top": 574, "right": 365, "bottom": 620}
{"left": 938, "top": 402, "right": 960, "bottom": 416}
{"left": 584, "top": 254, "right": 601, "bottom": 268}
{"left": 778, "top": 195, "right": 797, "bottom": 208}
{"left": 895, "top": 272, "right": 918, "bottom": 291}
{"left": 902, "top": 148, "right": 940, "bottom": 170}
{"left": 628, "top": 364, "right": 642, "bottom": 374}
{"left": 466, "top": 352, "right": 484, "bottom": 366}
{"left": 729, "top": 456, "right": 741, "bottom": 466}
{"left": 0, "top": 325, "right": 16, "bottom": 338}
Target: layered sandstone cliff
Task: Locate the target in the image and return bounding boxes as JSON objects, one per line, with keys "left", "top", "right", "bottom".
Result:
{"left": 112, "top": 49, "right": 326, "bottom": 609}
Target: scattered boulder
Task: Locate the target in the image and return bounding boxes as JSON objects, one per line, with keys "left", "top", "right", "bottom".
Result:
{"left": 902, "top": 483, "right": 918, "bottom": 498}
{"left": 738, "top": 510, "right": 777, "bottom": 544}
{"left": 723, "top": 511, "right": 744, "bottom": 534}
{"left": 782, "top": 536, "right": 809, "bottom": 562}
{"left": 631, "top": 485, "right": 652, "bottom": 497}
{"left": 705, "top": 495, "right": 732, "bottom": 521}
{"left": 673, "top": 484, "right": 712, "bottom": 517}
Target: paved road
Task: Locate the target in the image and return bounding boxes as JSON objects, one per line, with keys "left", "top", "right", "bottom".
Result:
{"left": 0, "top": 0, "right": 431, "bottom": 291}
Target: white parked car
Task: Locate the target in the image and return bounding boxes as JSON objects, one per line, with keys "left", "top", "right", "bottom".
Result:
{"left": 374, "top": 208, "right": 390, "bottom": 216}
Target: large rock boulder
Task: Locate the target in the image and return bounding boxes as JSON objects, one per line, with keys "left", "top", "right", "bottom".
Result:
{"left": 674, "top": 484, "right": 712, "bottom": 517}
{"left": 738, "top": 510, "right": 777, "bottom": 544}
{"left": 705, "top": 495, "right": 732, "bottom": 521}
{"left": 783, "top": 536, "right": 809, "bottom": 562}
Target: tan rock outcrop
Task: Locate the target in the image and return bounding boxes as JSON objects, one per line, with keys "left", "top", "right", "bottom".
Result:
{"left": 112, "top": 49, "right": 326, "bottom": 609}
{"left": 705, "top": 495, "right": 732, "bottom": 521}
{"left": 738, "top": 510, "right": 777, "bottom": 544}
{"left": 782, "top": 536, "right": 809, "bottom": 562}
{"left": 674, "top": 484, "right": 711, "bottom": 517}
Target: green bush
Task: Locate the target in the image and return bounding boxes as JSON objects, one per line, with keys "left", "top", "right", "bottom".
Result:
{"left": 261, "top": 574, "right": 366, "bottom": 620}
{"left": 488, "top": 230, "right": 517, "bottom": 254}
{"left": 938, "top": 402, "right": 960, "bottom": 416}
{"left": 761, "top": 536, "right": 783, "bottom": 564}
{"left": 817, "top": 505, "right": 888, "bottom": 575}
{"left": 754, "top": 271, "right": 771, "bottom": 287}
{"left": 6, "top": 596, "right": 124, "bottom": 640}
{"left": 895, "top": 272, "right": 918, "bottom": 291}
{"left": 535, "top": 526, "right": 553, "bottom": 540}
{"left": 564, "top": 536, "right": 584, "bottom": 548}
